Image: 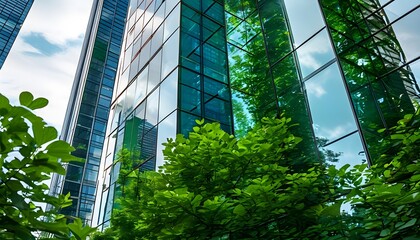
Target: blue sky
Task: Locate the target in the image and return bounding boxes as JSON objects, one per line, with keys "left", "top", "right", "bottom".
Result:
{"left": 0, "top": 0, "right": 93, "bottom": 132}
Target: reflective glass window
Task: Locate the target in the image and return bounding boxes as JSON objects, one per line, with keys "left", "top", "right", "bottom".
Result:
{"left": 284, "top": 0, "right": 325, "bottom": 47}
{"left": 381, "top": 0, "right": 420, "bottom": 22}
{"left": 134, "top": 66, "right": 148, "bottom": 105}
{"left": 320, "top": 132, "right": 366, "bottom": 169}
{"left": 147, "top": 50, "right": 162, "bottom": 94}
{"left": 65, "top": 165, "right": 83, "bottom": 182}
{"left": 387, "top": 8, "right": 420, "bottom": 62}
{"left": 180, "top": 67, "right": 201, "bottom": 90}
{"left": 259, "top": 0, "right": 292, "bottom": 64}
{"left": 159, "top": 69, "right": 178, "bottom": 121}
{"left": 305, "top": 63, "right": 358, "bottom": 143}
{"left": 162, "top": 29, "right": 180, "bottom": 78}
{"left": 231, "top": 91, "right": 254, "bottom": 137}
{"left": 156, "top": 111, "right": 177, "bottom": 167}
{"left": 179, "top": 111, "right": 200, "bottom": 136}
{"left": 145, "top": 88, "right": 160, "bottom": 126}
{"left": 297, "top": 29, "right": 335, "bottom": 78}
{"left": 204, "top": 77, "right": 229, "bottom": 100}
{"left": 164, "top": 3, "right": 180, "bottom": 41}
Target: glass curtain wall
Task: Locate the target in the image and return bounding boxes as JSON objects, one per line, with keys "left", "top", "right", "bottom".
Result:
{"left": 320, "top": 0, "right": 420, "bottom": 161}
{"left": 57, "top": 0, "right": 129, "bottom": 225}
{"left": 226, "top": 0, "right": 419, "bottom": 167}
{"left": 225, "top": 0, "right": 367, "bottom": 168}
{"left": 94, "top": 0, "right": 232, "bottom": 228}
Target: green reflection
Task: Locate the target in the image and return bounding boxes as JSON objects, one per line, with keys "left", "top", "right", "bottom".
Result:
{"left": 225, "top": 0, "right": 317, "bottom": 166}
{"left": 321, "top": 0, "right": 418, "bottom": 162}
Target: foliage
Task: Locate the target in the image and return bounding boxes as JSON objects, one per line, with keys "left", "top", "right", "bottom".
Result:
{"left": 340, "top": 105, "right": 420, "bottom": 239}
{"left": 92, "top": 108, "right": 420, "bottom": 239}
{"left": 0, "top": 92, "right": 95, "bottom": 239}
{"left": 92, "top": 116, "right": 346, "bottom": 239}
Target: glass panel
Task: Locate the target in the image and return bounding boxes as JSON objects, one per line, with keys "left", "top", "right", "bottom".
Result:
{"left": 164, "top": 3, "right": 180, "bottom": 41}
{"left": 123, "top": 81, "right": 136, "bottom": 116}
{"left": 134, "top": 66, "right": 148, "bottom": 106}
{"left": 204, "top": 95, "right": 231, "bottom": 125}
{"left": 387, "top": 8, "right": 420, "bottom": 63}
{"left": 305, "top": 63, "right": 357, "bottom": 143}
{"left": 410, "top": 59, "right": 420, "bottom": 88}
{"left": 151, "top": 25, "right": 164, "bottom": 55}
{"left": 231, "top": 90, "right": 255, "bottom": 138}
{"left": 272, "top": 53, "right": 300, "bottom": 92}
{"left": 162, "top": 29, "right": 180, "bottom": 79}
{"left": 147, "top": 50, "right": 162, "bottom": 94}
{"left": 156, "top": 111, "right": 177, "bottom": 168}
{"left": 180, "top": 32, "right": 201, "bottom": 72}
{"left": 259, "top": 0, "right": 292, "bottom": 64}
{"left": 203, "top": 43, "right": 228, "bottom": 82}
{"left": 159, "top": 69, "right": 178, "bottom": 121}
{"left": 381, "top": 0, "right": 420, "bottom": 22}
{"left": 204, "top": 77, "right": 229, "bottom": 100}
{"left": 179, "top": 111, "right": 200, "bottom": 136}
{"left": 284, "top": 0, "right": 325, "bottom": 47}
{"left": 65, "top": 165, "right": 83, "bottom": 182}
{"left": 180, "top": 84, "right": 201, "bottom": 115}
{"left": 180, "top": 67, "right": 201, "bottom": 90}
{"left": 140, "top": 126, "right": 158, "bottom": 164}
{"left": 320, "top": 132, "right": 366, "bottom": 169}
{"left": 297, "top": 29, "right": 335, "bottom": 78}
{"left": 145, "top": 88, "right": 160, "bottom": 126}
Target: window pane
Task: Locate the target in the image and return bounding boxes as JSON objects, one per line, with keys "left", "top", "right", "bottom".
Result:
{"left": 284, "top": 0, "right": 325, "bottom": 47}
{"left": 305, "top": 63, "right": 357, "bottom": 143}
{"left": 297, "top": 29, "right": 335, "bottom": 78}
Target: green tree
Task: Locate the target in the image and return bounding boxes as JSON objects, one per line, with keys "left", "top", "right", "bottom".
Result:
{"left": 0, "top": 92, "right": 95, "bottom": 239}
{"left": 92, "top": 116, "right": 346, "bottom": 239}
{"left": 340, "top": 105, "right": 420, "bottom": 239}
{"left": 92, "top": 109, "right": 420, "bottom": 239}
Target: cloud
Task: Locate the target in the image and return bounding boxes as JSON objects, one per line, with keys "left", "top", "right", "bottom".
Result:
{"left": 0, "top": 0, "right": 94, "bottom": 133}
{"left": 306, "top": 78, "right": 326, "bottom": 98}
{"left": 19, "top": 0, "right": 94, "bottom": 45}
{"left": 22, "top": 32, "right": 64, "bottom": 56}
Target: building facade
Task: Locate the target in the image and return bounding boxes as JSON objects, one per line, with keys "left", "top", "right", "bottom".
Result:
{"left": 0, "top": 0, "right": 33, "bottom": 69}
{"left": 92, "top": 0, "right": 419, "bottom": 228}
{"left": 49, "top": 0, "right": 129, "bottom": 225}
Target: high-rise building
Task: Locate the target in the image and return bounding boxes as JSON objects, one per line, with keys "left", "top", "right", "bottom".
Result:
{"left": 0, "top": 0, "right": 33, "bottom": 69}
{"left": 49, "top": 0, "right": 129, "bottom": 225}
{"left": 90, "top": 0, "right": 419, "bottom": 228}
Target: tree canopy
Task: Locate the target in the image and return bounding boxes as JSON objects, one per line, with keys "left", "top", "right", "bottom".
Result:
{"left": 92, "top": 109, "right": 420, "bottom": 239}
{"left": 0, "top": 92, "right": 95, "bottom": 239}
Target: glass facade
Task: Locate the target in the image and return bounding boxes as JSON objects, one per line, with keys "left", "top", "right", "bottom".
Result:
{"left": 49, "top": 0, "right": 129, "bottom": 226}
{"left": 94, "top": 0, "right": 233, "bottom": 228}
{"left": 93, "top": 0, "right": 419, "bottom": 228}
{"left": 227, "top": 0, "right": 419, "bottom": 167}
{"left": 0, "top": 0, "right": 33, "bottom": 68}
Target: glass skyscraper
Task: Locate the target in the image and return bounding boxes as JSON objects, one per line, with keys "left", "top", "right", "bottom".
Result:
{"left": 49, "top": 0, "right": 129, "bottom": 225}
{"left": 89, "top": 0, "right": 419, "bottom": 228}
{"left": 0, "top": 0, "right": 33, "bottom": 69}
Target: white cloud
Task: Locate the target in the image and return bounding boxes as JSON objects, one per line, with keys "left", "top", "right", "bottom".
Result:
{"left": 0, "top": 0, "right": 94, "bottom": 133}
{"left": 20, "top": 0, "right": 94, "bottom": 45}
{"left": 306, "top": 78, "right": 326, "bottom": 98}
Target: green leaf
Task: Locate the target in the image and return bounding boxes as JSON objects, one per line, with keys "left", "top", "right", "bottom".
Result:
{"left": 68, "top": 218, "right": 97, "bottom": 240}
{"left": 397, "top": 218, "right": 417, "bottom": 230}
{"left": 33, "top": 125, "right": 58, "bottom": 145}
{"left": 320, "top": 202, "right": 342, "bottom": 217}
{"left": 19, "top": 91, "right": 34, "bottom": 106}
{"left": 380, "top": 228, "right": 391, "bottom": 237}
{"left": 233, "top": 204, "right": 246, "bottom": 216}
{"left": 28, "top": 97, "right": 48, "bottom": 110}
{"left": 391, "top": 134, "right": 406, "bottom": 140}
